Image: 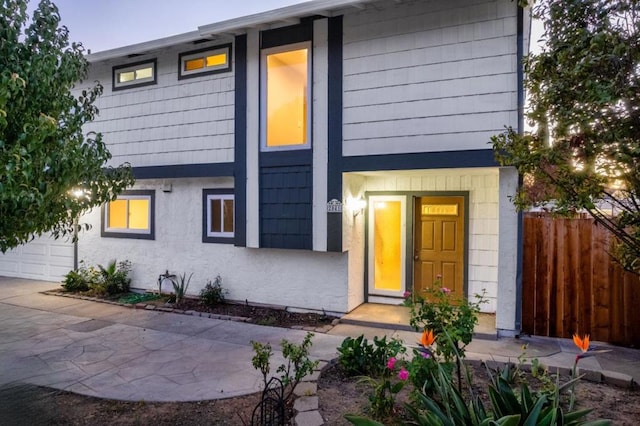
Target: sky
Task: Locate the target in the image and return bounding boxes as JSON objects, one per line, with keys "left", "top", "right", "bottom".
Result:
{"left": 27, "top": 0, "right": 306, "bottom": 53}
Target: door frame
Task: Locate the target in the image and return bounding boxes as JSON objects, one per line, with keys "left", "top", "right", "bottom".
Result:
{"left": 364, "top": 191, "right": 469, "bottom": 303}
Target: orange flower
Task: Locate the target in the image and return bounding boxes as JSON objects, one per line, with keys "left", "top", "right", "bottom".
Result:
{"left": 573, "top": 333, "right": 590, "bottom": 353}
{"left": 420, "top": 329, "right": 436, "bottom": 347}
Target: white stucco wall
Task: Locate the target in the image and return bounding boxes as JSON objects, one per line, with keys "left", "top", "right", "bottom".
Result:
{"left": 344, "top": 168, "right": 503, "bottom": 313}
{"left": 78, "top": 178, "right": 349, "bottom": 313}
{"left": 343, "top": 174, "right": 367, "bottom": 311}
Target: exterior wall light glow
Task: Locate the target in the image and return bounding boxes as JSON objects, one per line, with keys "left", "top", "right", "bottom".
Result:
{"left": 346, "top": 197, "right": 367, "bottom": 217}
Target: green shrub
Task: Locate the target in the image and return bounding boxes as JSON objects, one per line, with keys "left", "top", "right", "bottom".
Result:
{"left": 406, "top": 284, "right": 486, "bottom": 363}
{"left": 91, "top": 259, "right": 131, "bottom": 296}
{"left": 199, "top": 275, "right": 227, "bottom": 307}
{"left": 406, "top": 348, "right": 449, "bottom": 398}
{"left": 61, "top": 270, "right": 89, "bottom": 292}
{"left": 61, "top": 261, "right": 98, "bottom": 292}
{"left": 337, "top": 334, "right": 405, "bottom": 377}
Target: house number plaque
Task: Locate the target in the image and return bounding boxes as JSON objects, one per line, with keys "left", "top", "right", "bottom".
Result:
{"left": 422, "top": 204, "right": 458, "bottom": 216}
{"left": 327, "top": 199, "right": 343, "bottom": 213}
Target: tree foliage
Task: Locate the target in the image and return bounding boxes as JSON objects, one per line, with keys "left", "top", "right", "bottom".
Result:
{"left": 492, "top": 0, "right": 640, "bottom": 272}
{"left": 0, "top": 0, "right": 134, "bottom": 252}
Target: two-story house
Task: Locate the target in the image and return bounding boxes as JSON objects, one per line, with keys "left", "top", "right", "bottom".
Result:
{"left": 1, "top": 0, "right": 530, "bottom": 336}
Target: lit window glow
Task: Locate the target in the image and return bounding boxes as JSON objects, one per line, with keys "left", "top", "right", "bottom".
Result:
{"left": 179, "top": 45, "right": 231, "bottom": 78}
{"left": 265, "top": 47, "right": 309, "bottom": 148}
{"left": 113, "top": 60, "right": 156, "bottom": 90}
{"left": 106, "top": 196, "right": 151, "bottom": 233}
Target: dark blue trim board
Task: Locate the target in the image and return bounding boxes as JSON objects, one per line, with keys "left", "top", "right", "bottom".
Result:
{"left": 133, "top": 163, "right": 234, "bottom": 179}
{"left": 234, "top": 34, "right": 248, "bottom": 247}
{"left": 341, "top": 149, "right": 498, "bottom": 172}
{"left": 326, "top": 15, "right": 343, "bottom": 253}
{"left": 261, "top": 19, "right": 314, "bottom": 49}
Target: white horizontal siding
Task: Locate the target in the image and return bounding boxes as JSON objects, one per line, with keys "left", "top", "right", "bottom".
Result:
{"left": 343, "top": 0, "right": 519, "bottom": 156}
{"left": 82, "top": 40, "right": 235, "bottom": 168}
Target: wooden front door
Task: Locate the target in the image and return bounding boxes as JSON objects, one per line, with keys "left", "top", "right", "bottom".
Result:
{"left": 413, "top": 196, "right": 465, "bottom": 299}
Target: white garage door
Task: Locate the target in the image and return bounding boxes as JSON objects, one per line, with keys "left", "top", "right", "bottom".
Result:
{"left": 0, "top": 234, "right": 74, "bottom": 282}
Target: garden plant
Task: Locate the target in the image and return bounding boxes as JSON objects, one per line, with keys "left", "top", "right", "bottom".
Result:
{"left": 339, "top": 279, "right": 611, "bottom": 425}
{"left": 250, "top": 331, "right": 319, "bottom": 421}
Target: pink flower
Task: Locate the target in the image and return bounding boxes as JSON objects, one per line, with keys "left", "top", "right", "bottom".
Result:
{"left": 387, "top": 357, "right": 396, "bottom": 370}
{"left": 440, "top": 287, "right": 451, "bottom": 294}
{"left": 398, "top": 368, "right": 409, "bottom": 381}
{"left": 436, "top": 274, "right": 442, "bottom": 280}
{"left": 403, "top": 291, "right": 411, "bottom": 298}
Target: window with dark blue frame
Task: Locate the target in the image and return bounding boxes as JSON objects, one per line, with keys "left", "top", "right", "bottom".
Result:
{"left": 203, "top": 189, "right": 234, "bottom": 244}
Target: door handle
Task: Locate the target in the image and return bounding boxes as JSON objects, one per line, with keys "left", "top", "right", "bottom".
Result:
{"left": 414, "top": 255, "right": 419, "bottom": 261}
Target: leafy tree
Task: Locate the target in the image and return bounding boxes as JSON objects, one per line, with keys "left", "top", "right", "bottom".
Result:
{"left": 0, "top": 0, "right": 134, "bottom": 252}
{"left": 492, "top": 0, "right": 640, "bottom": 272}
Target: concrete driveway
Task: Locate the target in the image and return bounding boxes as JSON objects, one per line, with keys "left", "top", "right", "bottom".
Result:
{"left": 0, "top": 277, "right": 344, "bottom": 402}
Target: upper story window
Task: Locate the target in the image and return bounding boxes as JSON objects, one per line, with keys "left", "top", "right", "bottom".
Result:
{"left": 179, "top": 44, "right": 232, "bottom": 79}
{"left": 261, "top": 42, "right": 311, "bottom": 151}
{"left": 101, "top": 190, "right": 155, "bottom": 240}
{"left": 112, "top": 59, "right": 157, "bottom": 91}
{"left": 202, "top": 189, "right": 234, "bottom": 244}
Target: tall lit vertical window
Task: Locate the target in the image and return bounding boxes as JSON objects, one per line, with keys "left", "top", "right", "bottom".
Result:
{"left": 261, "top": 42, "right": 311, "bottom": 150}
{"left": 367, "top": 195, "right": 406, "bottom": 297}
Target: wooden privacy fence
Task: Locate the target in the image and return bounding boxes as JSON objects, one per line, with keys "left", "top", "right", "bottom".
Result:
{"left": 522, "top": 212, "right": 640, "bottom": 347}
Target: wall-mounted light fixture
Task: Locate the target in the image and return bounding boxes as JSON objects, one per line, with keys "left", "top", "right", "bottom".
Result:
{"left": 69, "top": 187, "right": 89, "bottom": 271}
{"left": 345, "top": 196, "right": 367, "bottom": 217}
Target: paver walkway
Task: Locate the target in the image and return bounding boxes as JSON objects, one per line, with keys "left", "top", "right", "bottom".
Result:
{"left": 0, "top": 277, "right": 343, "bottom": 402}
{"left": 1, "top": 276, "right": 637, "bottom": 410}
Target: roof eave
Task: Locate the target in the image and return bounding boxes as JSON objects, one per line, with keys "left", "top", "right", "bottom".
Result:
{"left": 87, "top": 0, "right": 374, "bottom": 63}
{"left": 198, "top": 0, "right": 372, "bottom": 35}
{"left": 87, "top": 31, "right": 206, "bottom": 63}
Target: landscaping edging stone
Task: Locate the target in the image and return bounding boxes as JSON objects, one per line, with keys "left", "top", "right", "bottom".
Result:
{"left": 41, "top": 290, "right": 337, "bottom": 333}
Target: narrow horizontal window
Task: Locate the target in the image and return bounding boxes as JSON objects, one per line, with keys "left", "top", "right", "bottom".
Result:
{"left": 203, "top": 189, "right": 234, "bottom": 243}
{"left": 179, "top": 44, "right": 232, "bottom": 79}
{"left": 112, "top": 59, "right": 157, "bottom": 91}
{"left": 102, "top": 190, "right": 155, "bottom": 240}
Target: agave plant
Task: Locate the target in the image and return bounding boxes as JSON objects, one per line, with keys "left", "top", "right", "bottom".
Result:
{"left": 400, "top": 364, "right": 611, "bottom": 426}
{"left": 172, "top": 272, "right": 193, "bottom": 305}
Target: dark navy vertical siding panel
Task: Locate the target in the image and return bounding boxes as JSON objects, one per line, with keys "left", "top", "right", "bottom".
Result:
{"left": 259, "top": 163, "right": 312, "bottom": 249}
{"left": 234, "top": 34, "right": 247, "bottom": 247}
{"left": 327, "top": 15, "right": 343, "bottom": 252}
